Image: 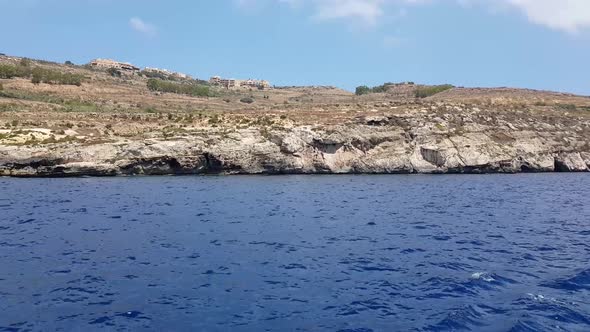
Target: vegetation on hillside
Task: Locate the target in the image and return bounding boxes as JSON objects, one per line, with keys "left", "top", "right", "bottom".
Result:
{"left": 415, "top": 84, "right": 454, "bottom": 98}
{"left": 19, "top": 58, "right": 32, "bottom": 67}
{"left": 240, "top": 97, "right": 254, "bottom": 104}
{"left": 0, "top": 63, "right": 83, "bottom": 86}
{"left": 147, "top": 79, "right": 212, "bottom": 97}
{"left": 141, "top": 70, "right": 209, "bottom": 86}
{"left": 556, "top": 103, "right": 590, "bottom": 112}
{"left": 355, "top": 86, "right": 370, "bottom": 96}
{"left": 141, "top": 70, "right": 170, "bottom": 80}
{"left": 355, "top": 83, "right": 390, "bottom": 96}
{"left": 31, "top": 67, "right": 83, "bottom": 86}
{"left": 355, "top": 82, "right": 454, "bottom": 98}
{"left": 0, "top": 64, "right": 31, "bottom": 79}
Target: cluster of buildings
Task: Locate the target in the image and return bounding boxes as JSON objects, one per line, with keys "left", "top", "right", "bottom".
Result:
{"left": 209, "top": 76, "right": 271, "bottom": 90}
{"left": 87, "top": 59, "right": 270, "bottom": 89}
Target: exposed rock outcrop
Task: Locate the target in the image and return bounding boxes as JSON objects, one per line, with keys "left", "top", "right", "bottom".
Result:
{"left": 1, "top": 113, "right": 588, "bottom": 176}
{"left": 555, "top": 153, "right": 588, "bottom": 172}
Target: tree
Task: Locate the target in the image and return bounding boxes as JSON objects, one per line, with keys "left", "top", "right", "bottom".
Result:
{"left": 355, "top": 85, "right": 370, "bottom": 96}
{"left": 371, "top": 84, "right": 387, "bottom": 93}
{"left": 65, "top": 60, "right": 74, "bottom": 66}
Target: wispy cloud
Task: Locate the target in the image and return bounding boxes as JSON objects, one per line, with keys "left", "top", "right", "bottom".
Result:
{"left": 238, "top": 0, "right": 590, "bottom": 33}
{"left": 312, "top": 0, "right": 386, "bottom": 26}
{"left": 129, "top": 17, "right": 157, "bottom": 36}
{"left": 501, "top": 0, "right": 590, "bottom": 33}
{"left": 237, "top": 0, "right": 423, "bottom": 26}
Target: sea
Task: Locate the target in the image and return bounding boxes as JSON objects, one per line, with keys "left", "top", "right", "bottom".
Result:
{"left": 1, "top": 174, "right": 589, "bottom": 331}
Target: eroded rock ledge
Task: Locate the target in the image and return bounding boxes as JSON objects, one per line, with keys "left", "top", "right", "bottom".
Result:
{"left": 1, "top": 117, "right": 589, "bottom": 177}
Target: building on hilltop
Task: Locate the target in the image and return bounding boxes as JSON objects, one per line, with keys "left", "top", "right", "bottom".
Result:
{"left": 209, "top": 76, "right": 271, "bottom": 90}
{"left": 89, "top": 59, "right": 140, "bottom": 72}
{"left": 210, "top": 76, "right": 238, "bottom": 89}
{"left": 242, "top": 79, "right": 271, "bottom": 89}
{"left": 210, "top": 76, "right": 222, "bottom": 85}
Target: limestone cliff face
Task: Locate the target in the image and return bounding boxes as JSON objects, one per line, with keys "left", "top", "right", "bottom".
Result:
{"left": 1, "top": 109, "right": 589, "bottom": 176}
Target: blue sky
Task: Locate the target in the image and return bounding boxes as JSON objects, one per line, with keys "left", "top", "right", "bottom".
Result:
{"left": 1, "top": 0, "right": 589, "bottom": 94}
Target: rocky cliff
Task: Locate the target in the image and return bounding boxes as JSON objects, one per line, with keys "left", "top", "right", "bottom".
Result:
{"left": 1, "top": 104, "right": 589, "bottom": 177}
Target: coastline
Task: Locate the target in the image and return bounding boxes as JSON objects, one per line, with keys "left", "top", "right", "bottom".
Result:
{"left": 2, "top": 121, "right": 589, "bottom": 177}
{"left": 1, "top": 58, "right": 589, "bottom": 178}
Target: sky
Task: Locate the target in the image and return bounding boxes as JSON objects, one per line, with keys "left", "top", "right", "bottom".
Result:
{"left": 1, "top": 0, "right": 589, "bottom": 95}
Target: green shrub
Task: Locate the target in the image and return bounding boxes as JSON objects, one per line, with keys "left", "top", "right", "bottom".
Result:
{"left": 0, "top": 82, "right": 3, "bottom": 91}
{"left": 65, "top": 60, "right": 74, "bottom": 66}
{"left": 30, "top": 67, "right": 83, "bottom": 86}
{"left": 355, "top": 84, "right": 389, "bottom": 95}
{"left": 415, "top": 84, "right": 454, "bottom": 98}
{"left": 0, "top": 64, "right": 31, "bottom": 79}
{"left": 557, "top": 104, "right": 577, "bottom": 111}
{"left": 240, "top": 97, "right": 254, "bottom": 104}
{"left": 61, "top": 99, "right": 98, "bottom": 112}
{"left": 355, "top": 85, "right": 371, "bottom": 96}
{"left": 147, "top": 79, "right": 211, "bottom": 97}
{"left": 371, "top": 84, "right": 388, "bottom": 93}
{"left": 0, "top": 63, "right": 83, "bottom": 85}
{"left": 31, "top": 73, "right": 41, "bottom": 84}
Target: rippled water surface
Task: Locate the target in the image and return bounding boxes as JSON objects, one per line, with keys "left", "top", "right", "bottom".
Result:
{"left": 1, "top": 174, "right": 590, "bottom": 331}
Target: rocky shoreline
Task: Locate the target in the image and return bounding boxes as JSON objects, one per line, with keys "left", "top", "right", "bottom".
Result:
{"left": 2, "top": 113, "right": 589, "bottom": 177}
{"left": 2, "top": 54, "right": 590, "bottom": 177}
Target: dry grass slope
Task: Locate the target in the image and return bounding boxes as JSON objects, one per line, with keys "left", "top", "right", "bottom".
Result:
{"left": 1, "top": 53, "right": 589, "bottom": 146}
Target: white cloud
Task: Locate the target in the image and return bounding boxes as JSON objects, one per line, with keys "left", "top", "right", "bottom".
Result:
{"left": 238, "top": 0, "right": 424, "bottom": 25}
{"left": 239, "top": 0, "right": 590, "bottom": 33}
{"left": 502, "top": 0, "right": 590, "bottom": 33}
{"left": 312, "top": 0, "right": 385, "bottom": 25}
{"left": 129, "top": 17, "right": 157, "bottom": 36}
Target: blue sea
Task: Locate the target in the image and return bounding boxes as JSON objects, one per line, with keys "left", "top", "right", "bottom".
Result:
{"left": 1, "top": 174, "right": 589, "bottom": 331}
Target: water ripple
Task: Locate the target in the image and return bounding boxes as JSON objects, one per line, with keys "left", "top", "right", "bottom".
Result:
{"left": 0, "top": 174, "right": 589, "bottom": 331}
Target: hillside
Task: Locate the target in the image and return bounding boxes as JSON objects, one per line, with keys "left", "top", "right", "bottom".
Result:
{"left": 1, "top": 54, "right": 589, "bottom": 176}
